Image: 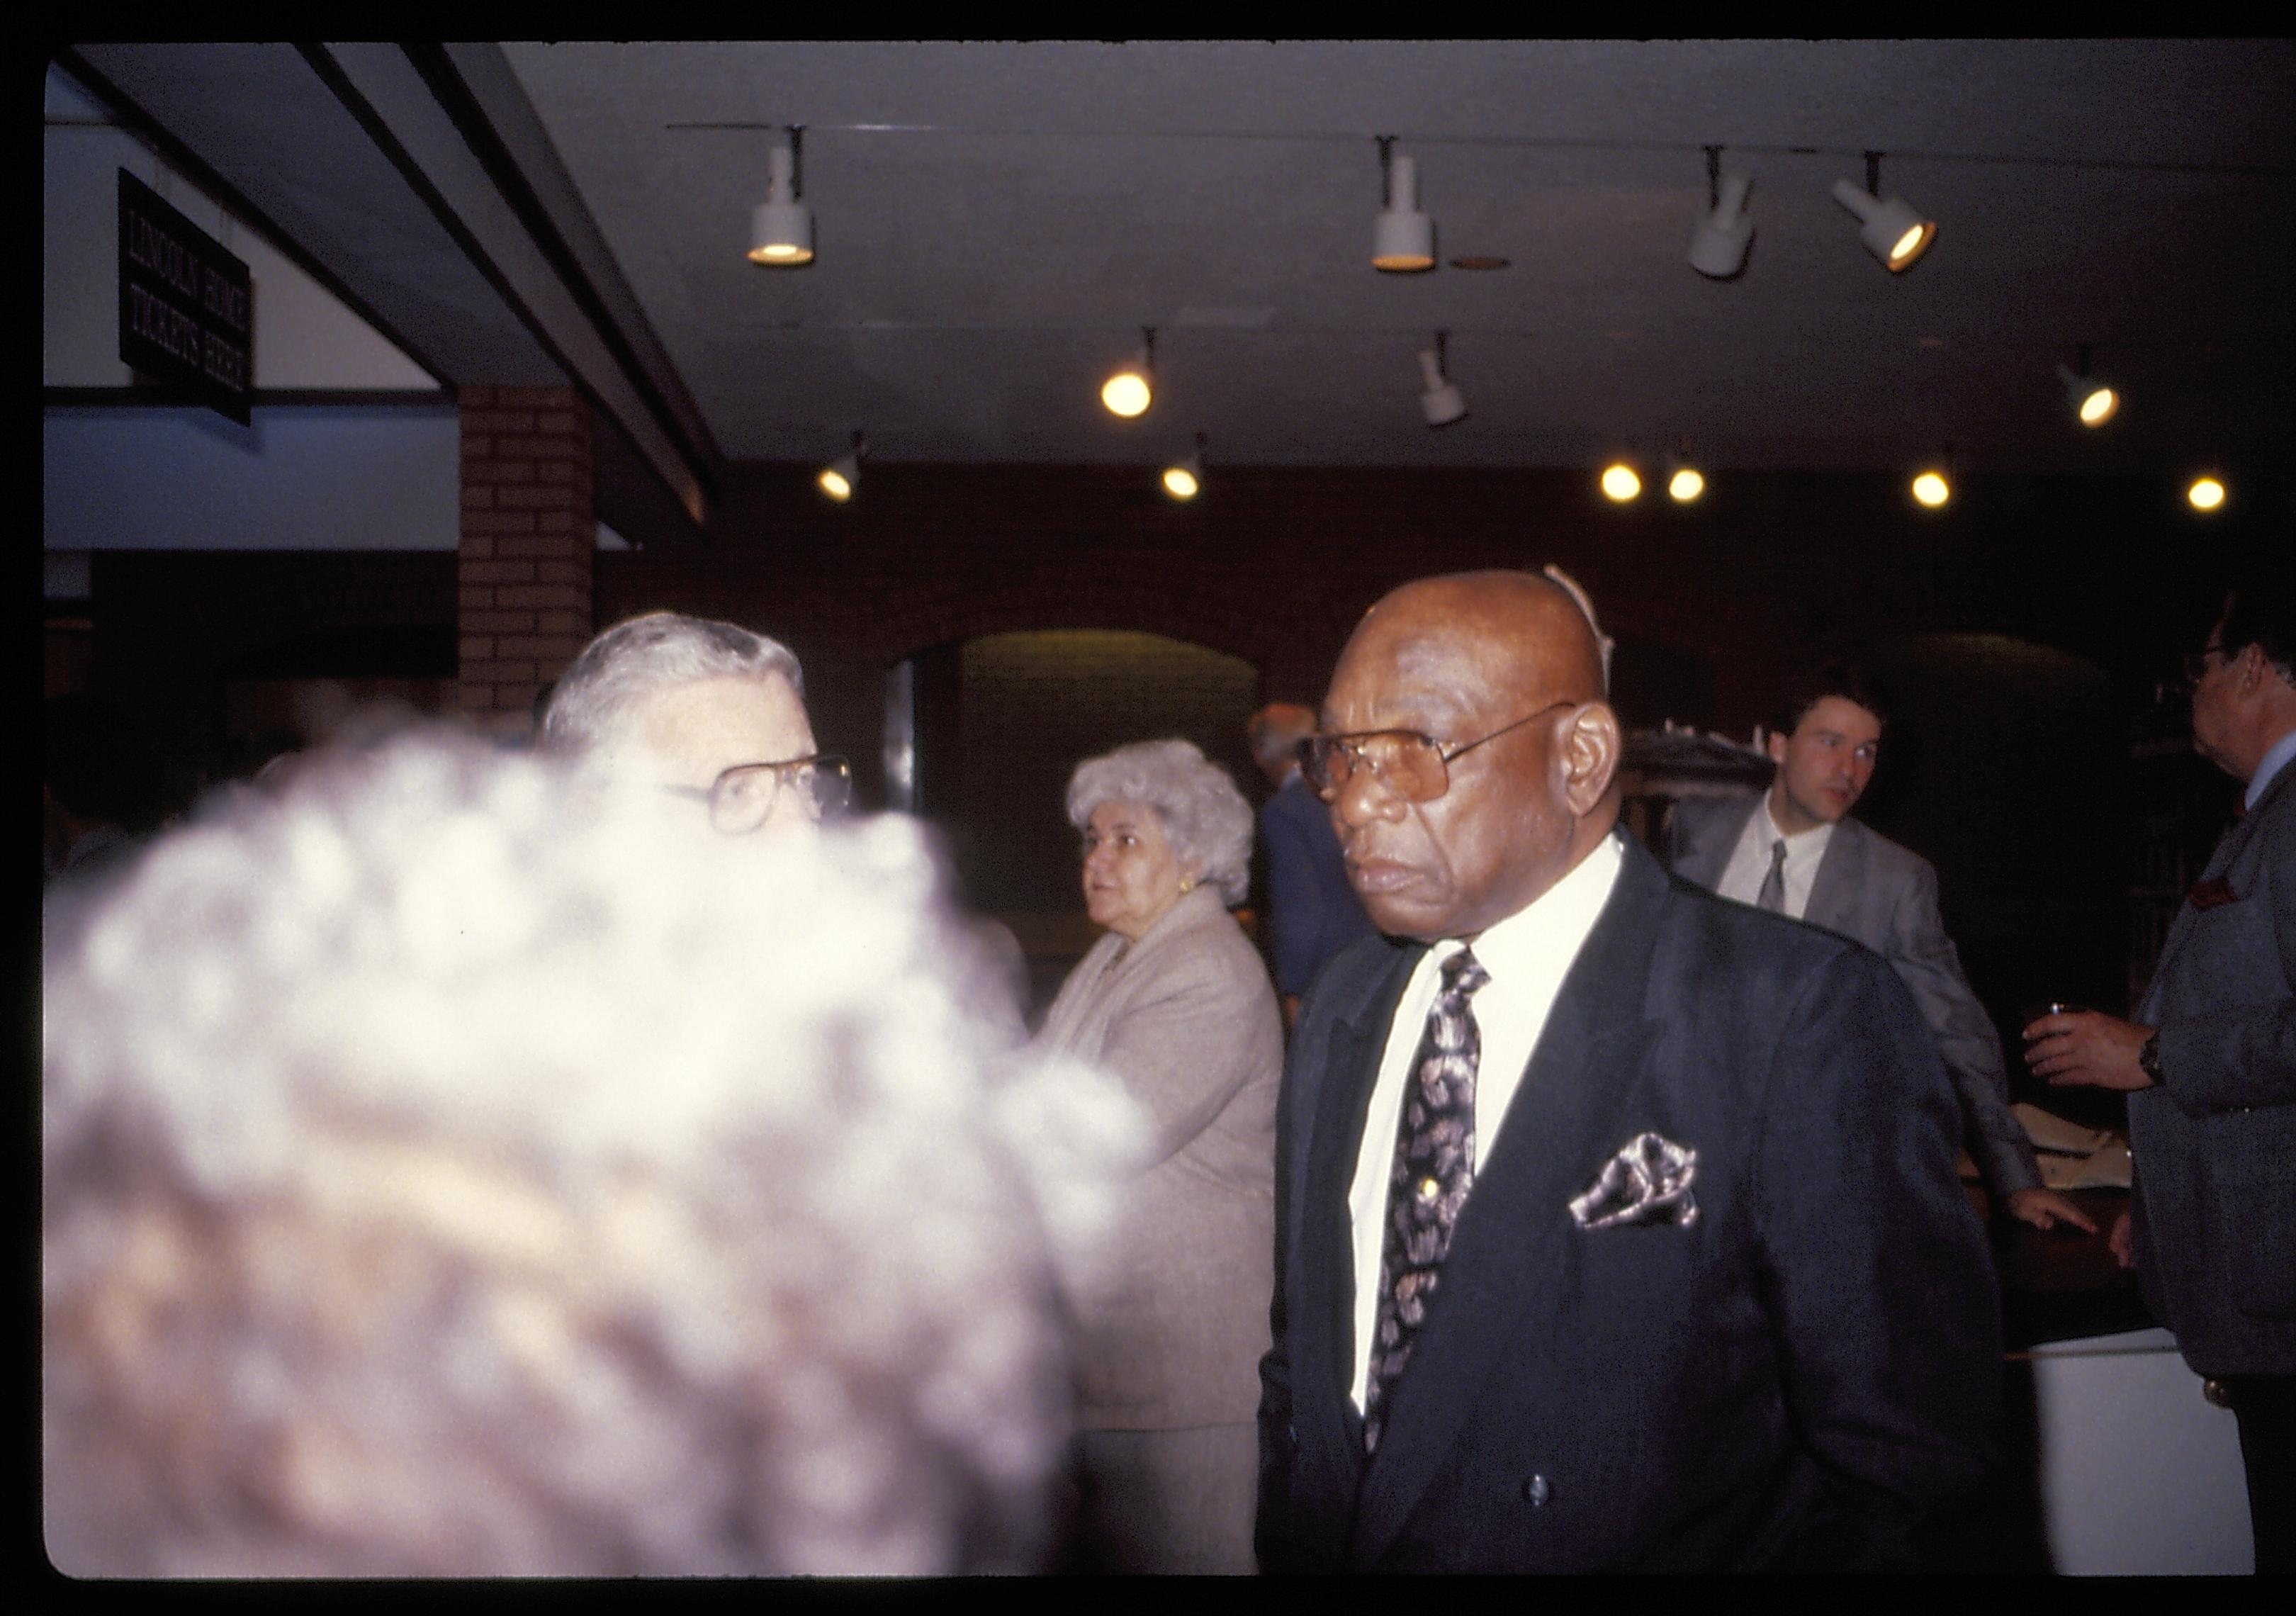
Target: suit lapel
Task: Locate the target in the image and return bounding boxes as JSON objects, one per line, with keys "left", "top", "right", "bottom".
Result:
{"left": 1802, "top": 814, "right": 1866, "bottom": 933}
{"left": 2139, "top": 768, "right": 2287, "bottom": 1016}
{"left": 1293, "top": 944, "right": 1421, "bottom": 1484}
{"left": 1349, "top": 841, "right": 1668, "bottom": 1564}
{"left": 1674, "top": 796, "right": 1757, "bottom": 890}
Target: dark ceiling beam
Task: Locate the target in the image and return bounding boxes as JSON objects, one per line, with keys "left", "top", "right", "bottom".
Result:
{"left": 306, "top": 44, "right": 714, "bottom": 537}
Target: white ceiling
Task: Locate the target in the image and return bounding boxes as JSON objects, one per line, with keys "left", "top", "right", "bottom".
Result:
{"left": 498, "top": 39, "right": 2296, "bottom": 474}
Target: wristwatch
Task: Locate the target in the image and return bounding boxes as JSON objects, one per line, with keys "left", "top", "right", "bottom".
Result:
{"left": 2138, "top": 1031, "right": 2164, "bottom": 1085}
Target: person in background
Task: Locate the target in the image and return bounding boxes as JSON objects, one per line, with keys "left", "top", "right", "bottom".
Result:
{"left": 541, "top": 611, "right": 850, "bottom": 838}
{"left": 1249, "top": 702, "right": 1377, "bottom": 1029}
{"left": 1259, "top": 571, "right": 1997, "bottom": 1571}
{"left": 1668, "top": 661, "right": 2095, "bottom": 1235}
{"left": 1036, "top": 738, "right": 1283, "bottom": 1572}
{"left": 2026, "top": 561, "right": 2296, "bottom": 1571}
{"left": 41, "top": 729, "right": 1140, "bottom": 1576}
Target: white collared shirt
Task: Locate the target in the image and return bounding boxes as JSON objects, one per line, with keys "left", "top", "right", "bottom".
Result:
{"left": 1715, "top": 796, "right": 1836, "bottom": 921}
{"left": 1346, "top": 831, "right": 1625, "bottom": 1413}
{"left": 2249, "top": 726, "right": 2296, "bottom": 812}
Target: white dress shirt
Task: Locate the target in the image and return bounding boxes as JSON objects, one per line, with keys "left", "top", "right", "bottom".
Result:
{"left": 1346, "top": 831, "right": 1624, "bottom": 1413}
{"left": 1714, "top": 796, "right": 1835, "bottom": 921}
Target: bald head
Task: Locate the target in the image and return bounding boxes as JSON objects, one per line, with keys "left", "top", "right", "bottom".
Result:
{"left": 1248, "top": 702, "right": 1319, "bottom": 785}
{"left": 1320, "top": 570, "right": 1622, "bottom": 941}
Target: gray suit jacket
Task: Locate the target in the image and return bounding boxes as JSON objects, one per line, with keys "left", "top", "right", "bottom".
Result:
{"left": 2129, "top": 757, "right": 2296, "bottom": 1376}
{"left": 1668, "top": 795, "right": 2042, "bottom": 1199}
{"left": 1037, "top": 883, "right": 1285, "bottom": 1427}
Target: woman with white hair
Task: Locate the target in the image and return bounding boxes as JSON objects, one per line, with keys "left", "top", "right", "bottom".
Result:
{"left": 1036, "top": 737, "right": 1283, "bottom": 1573}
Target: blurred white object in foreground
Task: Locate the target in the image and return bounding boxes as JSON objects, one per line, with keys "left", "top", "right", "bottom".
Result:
{"left": 43, "top": 729, "right": 1141, "bottom": 1576}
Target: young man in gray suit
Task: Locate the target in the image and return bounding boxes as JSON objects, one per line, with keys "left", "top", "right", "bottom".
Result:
{"left": 1667, "top": 663, "right": 2095, "bottom": 1235}
{"left": 2027, "top": 567, "right": 2296, "bottom": 1569}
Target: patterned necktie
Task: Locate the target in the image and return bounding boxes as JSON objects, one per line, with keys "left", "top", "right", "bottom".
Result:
{"left": 1755, "top": 837, "right": 1789, "bottom": 913}
{"left": 1364, "top": 947, "right": 1490, "bottom": 1456}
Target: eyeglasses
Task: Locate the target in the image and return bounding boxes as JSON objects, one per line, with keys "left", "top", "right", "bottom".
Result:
{"left": 663, "top": 755, "right": 852, "bottom": 834}
{"left": 1296, "top": 700, "right": 1577, "bottom": 804}
{"left": 2181, "top": 641, "right": 2227, "bottom": 689}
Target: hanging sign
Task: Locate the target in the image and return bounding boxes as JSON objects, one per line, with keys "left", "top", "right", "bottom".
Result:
{"left": 118, "top": 169, "right": 254, "bottom": 424}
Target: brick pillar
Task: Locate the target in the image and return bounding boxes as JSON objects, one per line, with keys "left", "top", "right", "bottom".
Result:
{"left": 456, "top": 386, "right": 595, "bottom": 733}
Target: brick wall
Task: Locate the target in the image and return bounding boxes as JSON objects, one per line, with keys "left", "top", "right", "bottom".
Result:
{"left": 597, "top": 461, "right": 2236, "bottom": 806}
{"left": 456, "top": 386, "right": 595, "bottom": 730}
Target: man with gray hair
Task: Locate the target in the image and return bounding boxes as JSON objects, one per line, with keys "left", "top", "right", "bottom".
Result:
{"left": 541, "top": 610, "right": 851, "bottom": 836}
{"left": 42, "top": 729, "right": 1140, "bottom": 1575}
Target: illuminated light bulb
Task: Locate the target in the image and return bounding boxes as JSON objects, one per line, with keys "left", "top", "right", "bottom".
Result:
{"left": 1161, "top": 465, "right": 1198, "bottom": 500}
{"left": 1667, "top": 467, "right": 1706, "bottom": 503}
{"left": 1600, "top": 464, "right": 1641, "bottom": 503}
{"left": 1832, "top": 177, "right": 1936, "bottom": 273}
{"left": 1911, "top": 470, "right": 1951, "bottom": 507}
{"left": 2077, "top": 386, "right": 2118, "bottom": 426}
{"left": 817, "top": 467, "right": 851, "bottom": 501}
{"left": 1101, "top": 365, "right": 1152, "bottom": 418}
{"left": 2188, "top": 476, "right": 2226, "bottom": 512}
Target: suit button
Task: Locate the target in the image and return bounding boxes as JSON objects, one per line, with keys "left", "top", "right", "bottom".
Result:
{"left": 1521, "top": 1474, "right": 1551, "bottom": 1507}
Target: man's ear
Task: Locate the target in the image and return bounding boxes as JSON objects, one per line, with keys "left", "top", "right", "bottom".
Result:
{"left": 1765, "top": 730, "right": 1789, "bottom": 766}
{"left": 1560, "top": 703, "right": 1622, "bottom": 816}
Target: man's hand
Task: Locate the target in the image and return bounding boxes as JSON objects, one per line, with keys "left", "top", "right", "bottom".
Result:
{"left": 2004, "top": 1186, "right": 2100, "bottom": 1234}
{"left": 2021, "top": 1010, "right": 2155, "bottom": 1090}
{"left": 2109, "top": 1211, "right": 2134, "bottom": 1269}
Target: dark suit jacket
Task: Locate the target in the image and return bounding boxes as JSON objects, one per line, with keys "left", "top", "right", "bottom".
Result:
{"left": 1667, "top": 795, "right": 2042, "bottom": 1199}
{"left": 1256, "top": 835, "right": 2000, "bottom": 1571}
{"left": 1260, "top": 772, "right": 1378, "bottom": 999}
{"left": 2128, "top": 756, "right": 2296, "bottom": 1376}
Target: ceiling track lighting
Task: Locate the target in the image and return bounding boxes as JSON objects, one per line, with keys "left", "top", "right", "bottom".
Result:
{"left": 1910, "top": 449, "right": 1953, "bottom": 509}
{"left": 2057, "top": 342, "right": 2120, "bottom": 427}
{"left": 1162, "top": 432, "right": 1207, "bottom": 501}
{"left": 2186, "top": 473, "right": 2227, "bottom": 512}
{"left": 748, "top": 125, "right": 815, "bottom": 266}
{"left": 1599, "top": 462, "right": 1642, "bottom": 503}
{"left": 1101, "top": 327, "right": 1156, "bottom": 417}
{"left": 817, "top": 430, "right": 865, "bottom": 502}
{"left": 1687, "top": 145, "right": 1754, "bottom": 280}
{"left": 1418, "top": 331, "right": 1468, "bottom": 427}
{"left": 1665, "top": 442, "right": 1706, "bottom": 503}
{"left": 1832, "top": 151, "right": 1935, "bottom": 273}
{"left": 1373, "top": 136, "right": 1436, "bottom": 273}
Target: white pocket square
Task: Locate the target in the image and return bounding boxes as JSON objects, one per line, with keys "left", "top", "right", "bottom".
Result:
{"left": 1568, "top": 1131, "right": 1699, "bottom": 1230}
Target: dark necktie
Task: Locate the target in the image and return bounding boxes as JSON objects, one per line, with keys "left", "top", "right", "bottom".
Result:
{"left": 1755, "top": 838, "right": 1788, "bottom": 913}
{"left": 1364, "top": 947, "right": 1490, "bottom": 1456}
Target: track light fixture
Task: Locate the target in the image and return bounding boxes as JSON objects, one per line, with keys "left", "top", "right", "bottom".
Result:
{"left": 1373, "top": 137, "right": 1436, "bottom": 273}
{"left": 1688, "top": 147, "right": 1754, "bottom": 279}
{"left": 1418, "top": 332, "right": 1468, "bottom": 427}
{"left": 2057, "top": 344, "right": 2120, "bottom": 427}
{"left": 1600, "top": 463, "right": 1642, "bottom": 503}
{"left": 1162, "top": 432, "right": 1206, "bottom": 501}
{"left": 2187, "top": 474, "right": 2227, "bottom": 512}
{"left": 748, "top": 127, "right": 814, "bottom": 266}
{"left": 1101, "top": 327, "right": 1155, "bottom": 417}
{"left": 1832, "top": 152, "right": 1935, "bottom": 273}
{"left": 817, "top": 430, "right": 865, "bottom": 502}
{"left": 1910, "top": 468, "right": 1952, "bottom": 508}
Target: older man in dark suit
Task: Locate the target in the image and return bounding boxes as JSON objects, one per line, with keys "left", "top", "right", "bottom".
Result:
{"left": 1256, "top": 571, "right": 1999, "bottom": 1572}
{"left": 1667, "top": 663, "right": 2094, "bottom": 1235}
{"left": 2026, "top": 567, "right": 2296, "bottom": 1570}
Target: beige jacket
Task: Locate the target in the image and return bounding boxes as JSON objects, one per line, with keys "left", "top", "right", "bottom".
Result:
{"left": 1037, "top": 883, "right": 1283, "bottom": 1428}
